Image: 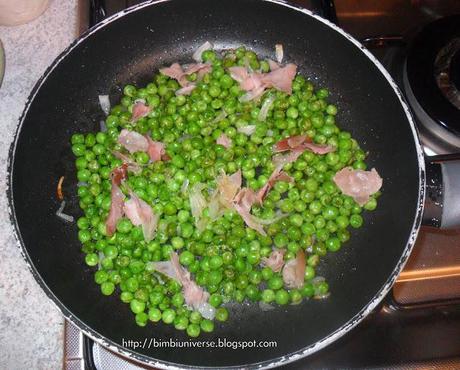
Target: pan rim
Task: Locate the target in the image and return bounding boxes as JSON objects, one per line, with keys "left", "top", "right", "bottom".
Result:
{"left": 6, "top": 0, "right": 426, "bottom": 369}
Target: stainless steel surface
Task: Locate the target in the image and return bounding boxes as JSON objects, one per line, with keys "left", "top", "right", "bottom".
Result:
{"left": 64, "top": 321, "right": 86, "bottom": 370}
{"left": 335, "top": 0, "right": 460, "bottom": 39}
{"left": 434, "top": 38, "right": 460, "bottom": 110}
{"left": 94, "top": 344, "right": 152, "bottom": 370}
{"left": 394, "top": 227, "right": 460, "bottom": 305}
{"left": 404, "top": 64, "right": 460, "bottom": 152}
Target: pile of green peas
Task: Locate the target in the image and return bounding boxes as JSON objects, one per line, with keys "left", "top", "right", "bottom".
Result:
{"left": 71, "top": 46, "right": 379, "bottom": 337}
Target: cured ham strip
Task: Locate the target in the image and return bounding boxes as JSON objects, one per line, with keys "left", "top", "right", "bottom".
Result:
{"left": 333, "top": 167, "right": 383, "bottom": 206}
{"left": 261, "top": 249, "right": 285, "bottom": 272}
{"left": 170, "top": 252, "right": 214, "bottom": 319}
{"left": 112, "top": 151, "right": 142, "bottom": 175}
{"left": 145, "top": 135, "right": 165, "bottom": 162}
{"left": 131, "top": 101, "right": 151, "bottom": 122}
{"left": 176, "top": 84, "right": 196, "bottom": 96}
{"left": 255, "top": 167, "right": 294, "bottom": 204}
{"left": 233, "top": 188, "right": 266, "bottom": 236}
{"left": 273, "top": 135, "right": 334, "bottom": 155}
{"left": 160, "top": 62, "right": 212, "bottom": 88}
{"left": 118, "top": 129, "right": 148, "bottom": 153}
{"left": 228, "top": 63, "right": 297, "bottom": 101}
{"left": 123, "top": 190, "right": 158, "bottom": 242}
{"left": 282, "top": 250, "right": 306, "bottom": 289}
{"left": 148, "top": 253, "right": 215, "bottom": 320}
{"left": 110, "top": 163, "right": 128, "bottom": 186}
{"left": 106, "top": 180, "right": 125, "bottom": 236}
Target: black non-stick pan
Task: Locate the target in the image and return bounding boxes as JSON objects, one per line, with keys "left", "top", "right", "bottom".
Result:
{"left": 8, "top": 0, "right": 460, "bottom": 368}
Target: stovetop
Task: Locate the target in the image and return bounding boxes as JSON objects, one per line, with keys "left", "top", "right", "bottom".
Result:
{"left": 66, "top": 1, "right": 460, "bottom": 369}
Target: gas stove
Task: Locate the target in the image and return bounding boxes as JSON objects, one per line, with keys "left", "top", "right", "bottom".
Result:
{"left": 65, "top": 1, "right": 460, "bottom": 369}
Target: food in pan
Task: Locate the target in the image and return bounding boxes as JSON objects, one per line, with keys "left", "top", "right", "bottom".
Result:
{"left": 70, "top": 43, "right": 382, "bottom": 337}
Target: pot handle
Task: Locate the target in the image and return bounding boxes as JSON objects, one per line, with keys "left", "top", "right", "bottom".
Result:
{"left": 423, "top": 154, "right": 460, "bottom": 228}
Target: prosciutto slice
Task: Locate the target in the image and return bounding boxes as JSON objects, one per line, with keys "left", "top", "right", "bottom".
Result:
{"left": 261, "top": 248, "right": 285, "bottom": 272}
{"left": 118, "top": 129, "right": 148, "bottom": 153}
{"left": 131, "top": 101, "right": 151, "bottom": 122}
{"left": 176, "top": 84, "right": 196, "bottom": 96}
{"left": 110, "top": 163, "right": 128, "bottom": 186}
{"left": 233, "top": 187, "right": 266, "bottom": 236}
{"left": 267, "top": 59, "right": 280, "bottom": 71}
{"left": 112, "top": 151, "right": 142, "bottom": 175}
{"left": 272, "top": 150, "right": 305, "bottom": 168}
{"left": 333, "top": 167, "right": 383, "bottom": 206}
{"left": 282, "top": 250, "right": 306, "bottom": 289}
{"left": 262, "top": 63, "right": 297, "bottom": 94}
{"left": 145, "top": 135, "right": 165, "bottom": 162}
{"left": 148, "top": 253, "right": 215, "bottom": 319}
{"left": 170, "top": 252, "right": 214, "bottom": 319}
{"left": 228, "top": 63, "right": 297, "bottom": 101}
{"left": 208, "top": 170, "right": 242, "bottom": 220}
{"left": 123, "top": 190, "right": 158, "bottom": 242}
{"left": 255, "top": 167, "right": 293, "bottom": 204}
{"left": 160, "top": 62, "right": 212, "bottom": 88}
{"left": 106, "top": 181, "right": 125, "bottom": 236}
{"left": 216, "top": 133, "right": 232, "bottom": 148}
{"left": 273, "top": 135, "right": 335, "bottom": 155}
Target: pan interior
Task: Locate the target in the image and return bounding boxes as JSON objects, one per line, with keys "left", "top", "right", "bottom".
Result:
{"left": 9, "top": 0, "right": 421, "bottom": 367}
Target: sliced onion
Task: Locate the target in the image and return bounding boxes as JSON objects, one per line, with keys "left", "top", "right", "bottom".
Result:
{"left": 56, "top": 201, "right": 74, "bottom": 223}
{"left": 237, "top": 125, "right": 256, "bottom": 136}
{"left": 197, "top": 302, "right": 216, "bottom": 320}
{"left": 77, "top": 181, "right": 88, "bottom": 187}
{"left": 254, "top": 211, "right": 287, "bottom": 225}
{"left": 98, "top": 95, "right": 111, "bottom": 116}
{"left": 259, "top": 301, "right": 275, "bottom": 311}
{"left": 147, "top": 260, "right": 178, "bottom": 281}
{"left": 258, "top": 95, "right": 275, "bottom": 121}
{"left": 181, "top": 178, "right": 189, "bottom": 194}
{"left": 275, "top": 44, "right": 284, "bottom": 64}
{"left": 266, "top": 129, "right": 273, "bottom": 137}
{"left": 99, "top": 120, "right": 107, "bottom": 132}
{"left": 211, "top": 110, "right": 228, "bottom": 124}
{"left": 189, "top": 183, "right": 208, "bottom": 231}
{"left": 193, "top": 41, "right": 213, "bottom": 62}
{"left": 312, "top": 276, "right": 325, "bottom": 285}
{"left": 98, "top": 252, "right": 105, "bottom": 270}
{"left": 178, "top": 134, "right": 192, "bottom": 142}
{"left": 239, "top": 85, "right": 266, "bottom": 102}
{"left": 314, "top": 292, "right": 331, "bottom": 300}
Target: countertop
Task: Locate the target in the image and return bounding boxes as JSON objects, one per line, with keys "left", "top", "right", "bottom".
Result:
{"left": 0, "top": 1, "right": 79, "bottom": 369}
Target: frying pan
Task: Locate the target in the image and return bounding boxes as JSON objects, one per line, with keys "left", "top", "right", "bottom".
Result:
{"left": 7, "top": 0, "right": 460, "bottom": 368}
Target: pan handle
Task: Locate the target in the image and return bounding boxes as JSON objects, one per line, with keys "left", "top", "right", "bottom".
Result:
{"left": 423, "top": 154, "right": 460, "bottom": 228}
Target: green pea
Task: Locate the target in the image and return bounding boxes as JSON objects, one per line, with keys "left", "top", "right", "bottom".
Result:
{"left": 350, "top": 214, "right": 363, "bottom": 228}
{"left": 215, "top": 307, "right": 229, "bottom": 322}
{"left": 186, "top": 323, "right": 201, "bottom": 337}
{"left": 275, "top": 289, "right": 290, "bottom": 305}
{"left": 130, "top": 299, "right": 145, "bottom": 314}
{"left": 101, "top": 281, "right": 115, "bottom": 296}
